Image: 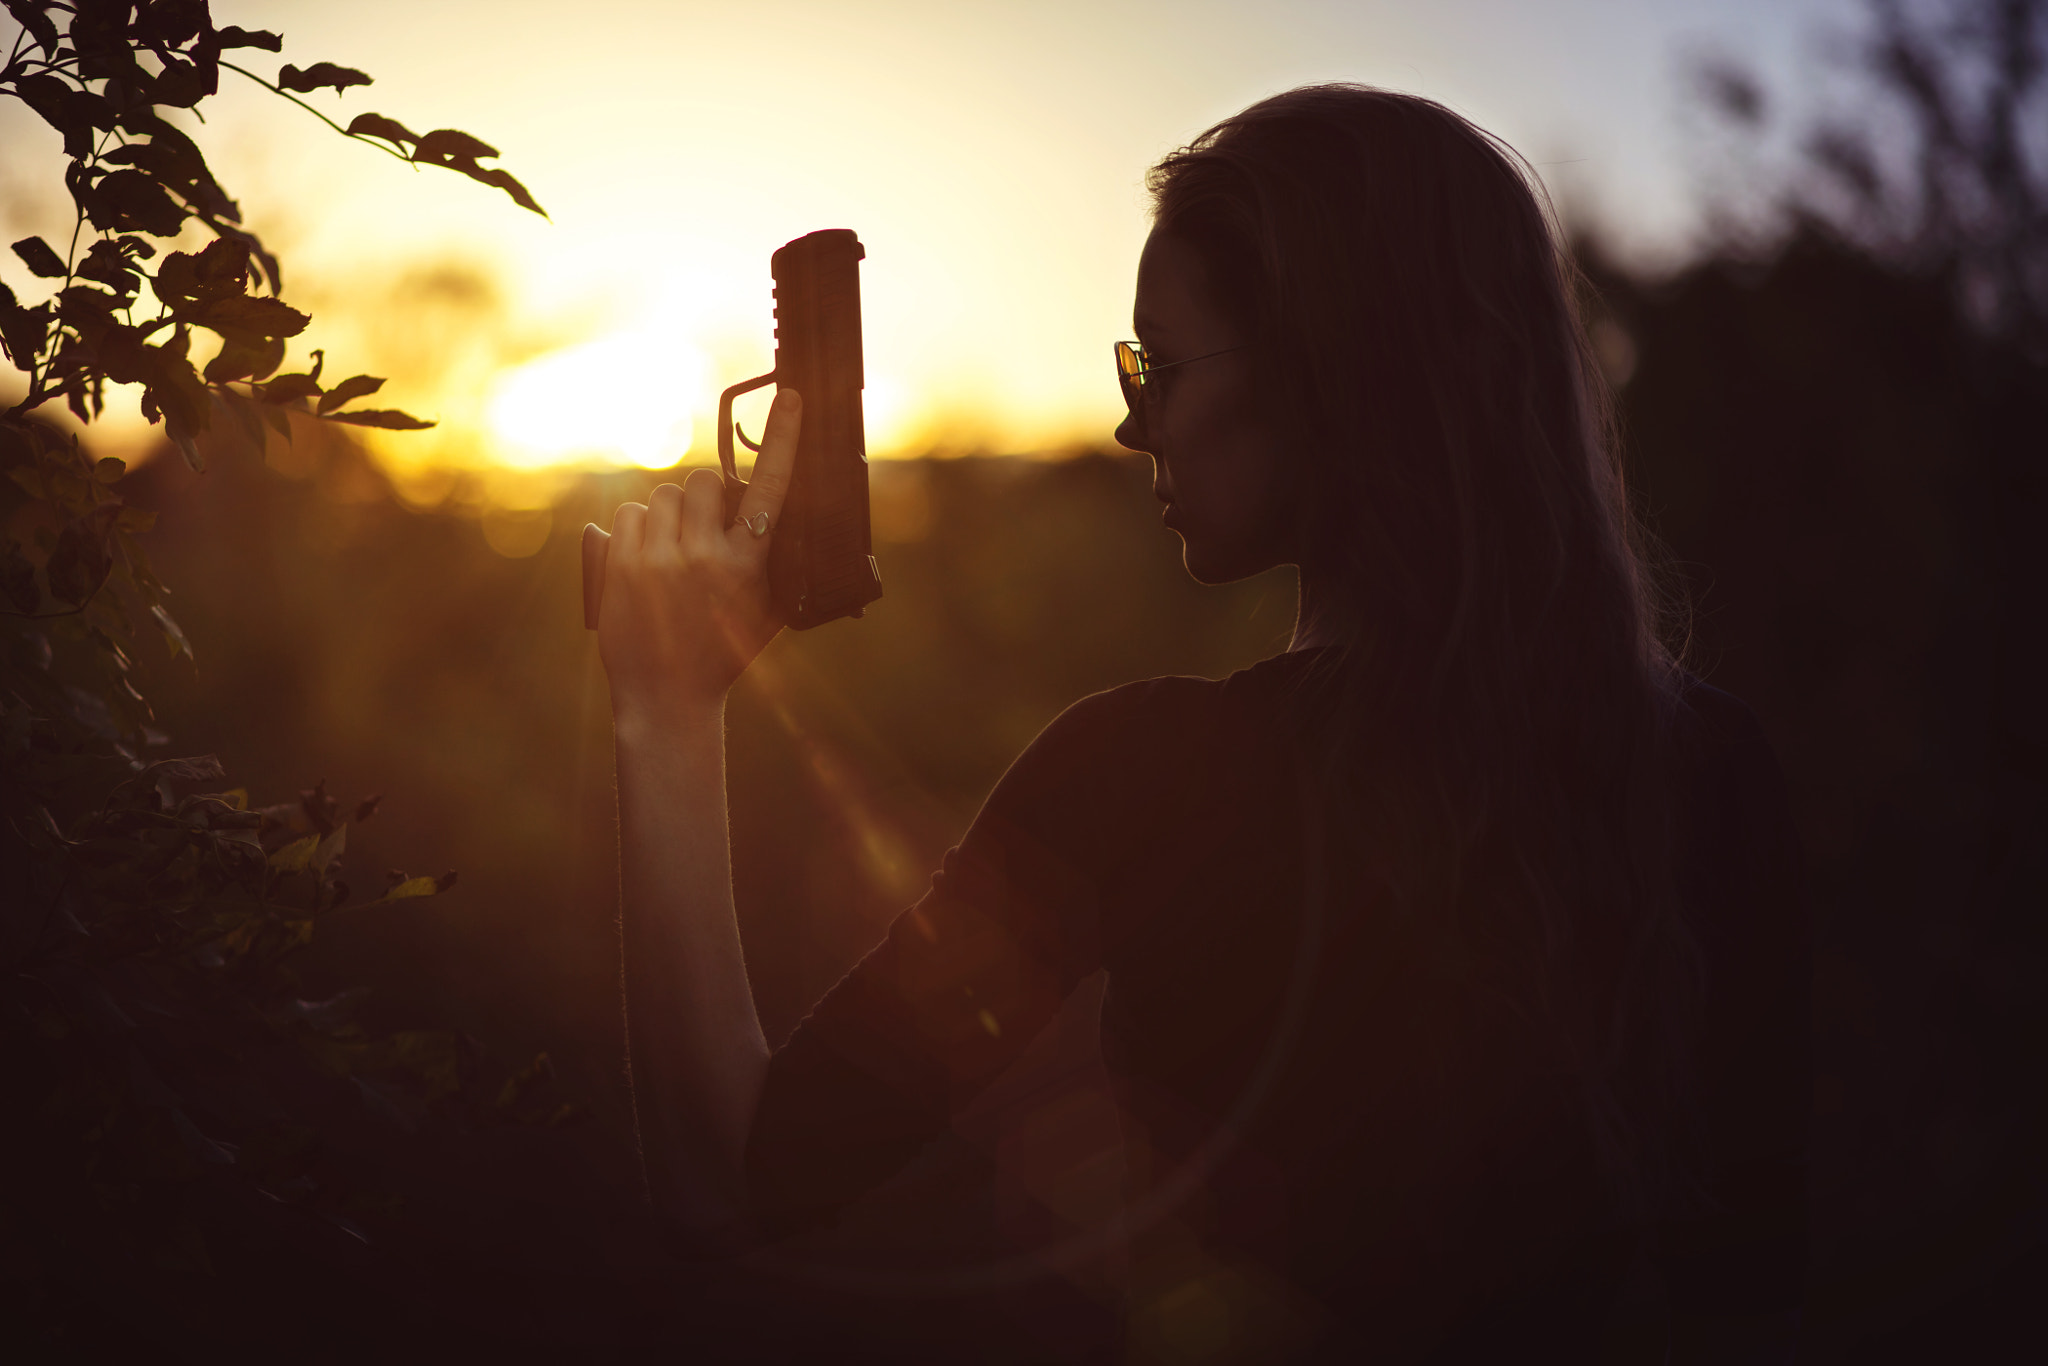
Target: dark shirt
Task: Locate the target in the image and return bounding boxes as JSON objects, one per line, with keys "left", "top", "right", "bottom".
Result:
{"left": 746, "top": 650, "right": 1808, "bottom": 1360}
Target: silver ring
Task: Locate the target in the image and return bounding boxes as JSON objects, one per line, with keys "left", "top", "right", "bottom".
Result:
{"left": 743, "top": 511, "right": 771, "bottom": 538}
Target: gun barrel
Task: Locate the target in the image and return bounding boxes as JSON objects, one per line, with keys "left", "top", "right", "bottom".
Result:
{"left": 766, "top": 228, "right": 883, "bottom": 629}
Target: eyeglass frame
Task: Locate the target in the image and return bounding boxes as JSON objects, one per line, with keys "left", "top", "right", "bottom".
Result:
{"left": 1114, "top": 339, "right": 1252, "bottom": 408}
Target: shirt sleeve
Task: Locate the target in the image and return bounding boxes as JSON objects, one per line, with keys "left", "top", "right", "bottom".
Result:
{"left": 743, "top": 677, "right": 1211, "bottom": 1237}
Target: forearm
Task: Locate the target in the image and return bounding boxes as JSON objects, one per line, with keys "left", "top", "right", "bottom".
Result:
{"left": 614, "top": 698, "right": 770, "bottom": 1232}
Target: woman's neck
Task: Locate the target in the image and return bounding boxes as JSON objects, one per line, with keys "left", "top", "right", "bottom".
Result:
{"left": 1289, "top": 563, "right": 1354, "bottom": 653}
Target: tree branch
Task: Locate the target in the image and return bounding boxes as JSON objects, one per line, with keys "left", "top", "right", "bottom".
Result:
{"left": 219, "top": 60, "right": 414, "bottom": 165}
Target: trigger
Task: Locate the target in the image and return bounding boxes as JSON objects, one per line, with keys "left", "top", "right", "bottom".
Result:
{"left": 734, "top": 422, "right": 763, "bottom": 454}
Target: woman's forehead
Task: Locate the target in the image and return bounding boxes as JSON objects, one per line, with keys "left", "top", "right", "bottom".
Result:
{"left": 1134, "top": 230, "right": 1221, "bottom": 338}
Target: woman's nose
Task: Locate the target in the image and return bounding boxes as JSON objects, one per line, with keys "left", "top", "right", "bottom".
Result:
{"left": 1114, "top": 405, "right": 1150, "bottom": 454}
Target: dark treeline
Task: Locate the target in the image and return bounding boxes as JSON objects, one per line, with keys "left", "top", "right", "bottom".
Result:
{"left": 1591, "top": 233, "right": 2046, "bottom": 1360}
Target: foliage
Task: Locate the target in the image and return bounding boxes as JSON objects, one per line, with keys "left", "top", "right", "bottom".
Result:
{"left": 0, "top": 0, "right": 544, "bottom": 466}
{"left": 1700, "top": 0, "right": 2048, "bottom": 350}
{"left": 0, "top": 3, "right": 573, "bottom": 1348}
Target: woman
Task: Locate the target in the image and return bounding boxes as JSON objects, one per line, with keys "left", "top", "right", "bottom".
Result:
{"left": 592, "top": 85, "right": 1808, "bottom": 1362}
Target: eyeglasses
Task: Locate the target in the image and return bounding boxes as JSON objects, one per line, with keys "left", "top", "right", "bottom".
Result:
{"left": 1114, "top": 339, "right": 1251, "bottom": 408}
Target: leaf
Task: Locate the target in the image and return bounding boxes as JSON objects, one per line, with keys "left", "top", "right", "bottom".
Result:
{"left": 412, "top": 129, "right": 500, "bottom": 165}
{"left": 12, "top": 237, "right": 67, "bottom": 279}
{"left": 171, "top": 1109, "right": 238, "bottom": 1167}
{"left": 151, "top": 603, "right": 192, "bottom": 659}
{"left": 323, "top": 409, "right": 436, "bottom": 431}
{"left": 216, "top": 27, "right": 284, "bottom": 52}
{"left": 269, "top": 834, "right": 320, "bottom": 872}
{"left": 149, "top": 56, "right": 217, "bottom": 109}
{"left": 133, "top": 0, "right": 212, "bottom": 49}
{"left": 201, "top": 222, "right": 282, "bottom": 296}
{"left": 109, "top": 335, "right": 213, "bottom": 445}
{"left": 222, "top": 389, "right": 267, "bottom": 446}
{"left": 353, "top": 795, "right": 383, "bottom": 823}
{"left": 344, "top": 113, "right": 419, "bottom": 149}
{"left": 57, "top": 284, "right": 121, "bottom": 333}
{"left": 4, "top": 2, "right": 60, "bottom": 57}
{"left": 94, "top": 325, "right": 159, "bottom": 386}
{"left": 317, "top": 375, "right": 385, "bottom": 414}
{"left": 194, "top": 295, "right": 310, "bottom": 341}
{"left": 312, "top": 824, "right": 347, "bottom": 872}
{"left": 46, "top": 521, "right": 110, "bottom": 605}
{"left": 205, "top": 334, "right": 287, "bottom": 385}
{"left": 77, "top": 240, "right": 140, "bottom": 297}
{"left": 84, "top": 170, "right": 188, "bottom": 238}
{"left": 17, "top": 75, "right": 113, "bottom": 160}
{"left": 278, "top": 63, "right": 373, "bottom": 95}
{"left": 153, "top": 238, "right": 251, "bottom": 311}
{"left": 146, "top": 755, "right": 227, "bottom": 784}
{"left": 169, "top": 425, "right": 204, "bottom": 473}
{"left": 467, "top": 167, "right": 547, "bottom": 218}
{"left": 260, "top": 373, "right": 323, "bottom": 406}
{"left": 93, "top": 457, "right": 126, "bottom": 483}
{"left": 0, "top": 543, "right": 38, "bottom": 613}
{"left": 102, "top": 137, "right": 230, "bottom": 222}
{"left": 380, "top": 876, "right": 440, "bottom": 902}
{"left": 0, "top": 290, "right": 49, "bottom": 372}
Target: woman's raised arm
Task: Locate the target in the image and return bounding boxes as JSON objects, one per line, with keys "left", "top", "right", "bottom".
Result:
{"left": 591, "top": 391, "right": 801, "bottom": 1234}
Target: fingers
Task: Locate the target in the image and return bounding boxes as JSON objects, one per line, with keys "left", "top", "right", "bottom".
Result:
{"left": 610, "top": 498, "right": 647, "bottom": 552}
{"left": 581, "top": 523, "right": 610, "bottom": 630}
{"left": 645, "top": 482, "right": 686, "bottom": 547}
{"left": 735, "top": 389, "right": 801, "bottom": 533}
{"left": 681, "top": 468, "right": 726, "bottom": 550}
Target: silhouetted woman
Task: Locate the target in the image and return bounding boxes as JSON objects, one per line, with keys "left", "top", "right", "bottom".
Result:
{"left": 592, "top": 85, "right": 1808, "bottom": 1363}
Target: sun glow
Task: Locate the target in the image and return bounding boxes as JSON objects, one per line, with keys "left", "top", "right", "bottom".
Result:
{"left": 485, "top": 332, "right": 712, "bottom": 470}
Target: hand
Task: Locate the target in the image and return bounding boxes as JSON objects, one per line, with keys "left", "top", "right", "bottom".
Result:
{"left": 586, "top": 389, "right": 801, "bottom": 718}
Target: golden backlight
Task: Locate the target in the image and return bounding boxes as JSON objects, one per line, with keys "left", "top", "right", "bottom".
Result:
{"left": 485, "top": 334, "right": 710, "bottom": 471}
{"left": 0, "top": 0, "right": 1744, "bottom": 499}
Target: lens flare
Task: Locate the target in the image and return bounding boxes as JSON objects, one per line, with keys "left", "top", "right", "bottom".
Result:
{"left": 486, "top": 333, "right": 710, "bottom": 469}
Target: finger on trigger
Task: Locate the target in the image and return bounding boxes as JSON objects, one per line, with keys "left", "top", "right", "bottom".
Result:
{"left": 736, "top": 388, "right": 801, "bottom": 533}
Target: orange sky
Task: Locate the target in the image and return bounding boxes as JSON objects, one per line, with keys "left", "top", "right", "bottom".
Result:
{"left": 2, "top": 0, "right": 1860, "bottom": 498}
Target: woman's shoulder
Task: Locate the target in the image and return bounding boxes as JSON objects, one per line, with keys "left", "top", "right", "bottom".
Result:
{"left": 985, "top": 651, "right": 1313, "bottom": 833}
{"left": 1673, "top": 675, "right": 1770, "bottom": 748}
{"left": 1032, "top": 649, "right": 1318, "bottom": 762}
{"left": 1667, "top": 675, "right": 1804, "bottom": 919}
{"left": 1669, "top": 676, "right": 1791, "bottom": 810}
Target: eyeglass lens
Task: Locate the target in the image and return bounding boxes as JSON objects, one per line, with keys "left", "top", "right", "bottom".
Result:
{"left": 1115, "top": 341, "right": 1146, "bottom": 406}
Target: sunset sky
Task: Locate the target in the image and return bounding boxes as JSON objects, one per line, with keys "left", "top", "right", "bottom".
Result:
{"left": 3, "top": 0, "right": 1864, "bottom": 499}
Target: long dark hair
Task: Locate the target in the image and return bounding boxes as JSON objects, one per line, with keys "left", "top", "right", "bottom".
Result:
{"left": 1149, "top": 85, "right": 1700, "bottom": 1217}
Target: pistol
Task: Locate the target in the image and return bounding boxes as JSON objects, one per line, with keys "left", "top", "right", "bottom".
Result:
{"left": 582, "top": 228, "right": 882, "bottom": 631}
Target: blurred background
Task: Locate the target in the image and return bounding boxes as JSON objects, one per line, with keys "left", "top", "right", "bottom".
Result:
{"left": 5, "top": 0, "right": 2044, "bottom": 1358}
